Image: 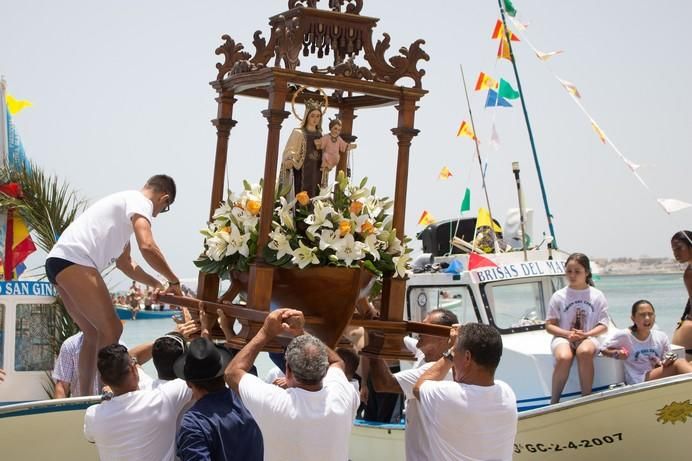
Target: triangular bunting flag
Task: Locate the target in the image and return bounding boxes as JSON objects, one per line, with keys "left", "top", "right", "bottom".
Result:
{"left": 460, "top": 188, "right": 471, "bottom": 213}
{"left": 491, "top": 20, "right": 520, "bottom": 41}
{"left": 456, "top": 121, "right": 477, "bottom": 140}
{"left": 536, "top": 50, "right": 564, "bottom": 61}
{"left": 418, "top": 210, "right": 436, "bottom": 226}
{"left": 591, "top": 121, "right": 606, "bottom": 144}
{"left": 475, "top": 72, "right": 498, "bottom": 91}
{"left": 558, "top": 78, "right": 581, "bottom": 99}
{"left": 485, "top": 89, "right": 512, "bottom": 108}
{"left": 497, "top": 36, "right": 513, "bottom": 61}
{"left": 468, "top": 252, "right": 498, "bottom": 270}
{"left": 657, "top": 199, "right": 692, "bottom": 214}
{"left": 6, "top": 93, "right": 33, "bottom": 115}
{"left": 498, "top": 79, "right": 520, "bottom": 100}
{"left": 438, "top": 166, "right": 453, "bottom": 180}
{"left": 503, "top": 0, "right": 517, "bottom": 17}
{"left": 490, "top": 124, "right": 501, "bottom": 151}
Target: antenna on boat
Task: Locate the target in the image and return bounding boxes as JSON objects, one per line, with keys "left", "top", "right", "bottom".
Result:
{"left": 458, "top": 64, "right": 499, "bottom": 253}
{"left": 496, "top": 0, "right": 558, "bottom": 249}
{"left": 512, "top": 162, "right": 528, "bottom": 261}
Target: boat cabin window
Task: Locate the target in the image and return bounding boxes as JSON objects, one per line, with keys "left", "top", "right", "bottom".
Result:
{"left": 407, "top": 286, "right": 476, "bottom": 324}
{"left": 484, "top": 281, "right": 546, "bottom": 331}
{"left": 15, "top": 303, "right": 56, "bottom": 372}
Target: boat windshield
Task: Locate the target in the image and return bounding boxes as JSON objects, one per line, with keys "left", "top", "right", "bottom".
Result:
{"left": 483, "top": 280, "right": 547, "bottom": 332}
{"left": 406, "top": 285, "right": 477, "bottom": 324}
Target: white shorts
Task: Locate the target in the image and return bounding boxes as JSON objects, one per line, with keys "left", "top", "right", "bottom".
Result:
{"left": 551, "top": 336, "right": 600, "bottom": 354}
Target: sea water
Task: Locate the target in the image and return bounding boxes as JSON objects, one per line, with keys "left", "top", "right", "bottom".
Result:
{"left": 121, "top": 273, "right": 688, "bottom": 378}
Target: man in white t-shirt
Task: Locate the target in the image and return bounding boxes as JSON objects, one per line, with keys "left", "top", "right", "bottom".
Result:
{"left": 84, "top": 344, "right": 192, "bottom": 461}
{"left": 414, "top": 323, "right": 518, "bottom": 461}
{"left": 367, "top": 308, "right": 458, "bottom": 461}
{"left": 46, "top": 175, "right": 182, "bottom": 396}
{"left": 225, "top": 308, "right": 359, "bottom": 461}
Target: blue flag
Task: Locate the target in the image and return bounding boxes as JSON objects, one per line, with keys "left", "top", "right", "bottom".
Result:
{"left": 485, "top": 89, "right": 512, "bottom": 108}
{"left": 6, "top": 110, "right": 30, "bottom": 171}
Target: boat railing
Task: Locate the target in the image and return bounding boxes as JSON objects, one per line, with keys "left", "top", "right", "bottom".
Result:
{"left": 0, "top": 395, "right": 103, "bottom": 417}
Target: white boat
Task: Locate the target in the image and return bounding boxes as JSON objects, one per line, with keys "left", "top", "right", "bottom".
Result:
{"left": 4, "top": 253, "right": 691, "bottom": 460}
{"left": 349, "top": 248, "right": 692, "bottom": 460}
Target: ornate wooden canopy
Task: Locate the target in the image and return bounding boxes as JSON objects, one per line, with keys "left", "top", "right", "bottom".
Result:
{"left": 173, "top": 0, "right": 431, "bottom": 358}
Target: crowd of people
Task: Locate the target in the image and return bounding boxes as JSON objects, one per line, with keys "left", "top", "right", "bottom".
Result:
{"left": 25, "top": 173, "right": 692, "bottom": 460}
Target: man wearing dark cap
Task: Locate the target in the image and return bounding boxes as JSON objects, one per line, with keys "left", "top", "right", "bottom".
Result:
{"left": 175, "top": 337, "right": 263, "bottom": 461}
{"left": 84, "top": 344, "right": 191, "bottom": 461}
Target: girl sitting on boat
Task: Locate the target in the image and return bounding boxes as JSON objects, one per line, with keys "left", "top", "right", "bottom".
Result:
{"left": 601, "top": 300, "right": 692, "bottom": 384}
{"left": 545, "top": 253, "right": 609, "bottom": 404}
{"left": 671, "top": 230, "right": 692, "bottom": 359}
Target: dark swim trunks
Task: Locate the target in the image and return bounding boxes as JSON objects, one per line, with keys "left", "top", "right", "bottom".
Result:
{"left": 45, "top": 257, "right": 75, "bottom": 285}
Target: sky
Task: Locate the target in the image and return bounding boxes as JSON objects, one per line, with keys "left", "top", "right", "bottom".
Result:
{"left": 1, "top": 1, "right": 691, "bottom": 289}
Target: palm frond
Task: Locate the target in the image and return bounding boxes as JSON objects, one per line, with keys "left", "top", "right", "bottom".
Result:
{"left": 0, "top": 161, "right": 87, "bottom": 253}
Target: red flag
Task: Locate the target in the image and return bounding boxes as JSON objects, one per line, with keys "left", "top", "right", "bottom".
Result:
{"left": 468, "top": 252, "right": 497, "bottom": 270}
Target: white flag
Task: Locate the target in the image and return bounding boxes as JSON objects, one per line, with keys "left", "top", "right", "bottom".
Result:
{"left": 558, "top": 78, "right": 581, "bottom": 99}
{"left": 490, "top": 124, "right": 501, "bottom": 151}
{"left": 657, "top": 198, "right": 692, "bottom": 214}
{"left": 536, "top": 50, "right": 564, "bottom": 61}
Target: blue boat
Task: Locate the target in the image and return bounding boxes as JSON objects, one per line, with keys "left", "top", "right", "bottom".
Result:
{"left": 114, "top": 305, "right": 178, "bottom": 321}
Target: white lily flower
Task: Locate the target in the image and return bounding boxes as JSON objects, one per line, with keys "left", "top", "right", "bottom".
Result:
{"left": 363, "top": 233, "right": 380, "bottom": 261}
{"left": 318, "top": 229, "right": 339, "bottom": 251}
{"left": 268, "top": 229, "right": 292, "bottom": 259}
{"left": 304, "top": 202, "right": 334, "bottom": 237}
{"left": 392, "top": 253, "right": 411, "bottom": 278}
{"left": 312, "top": 186, "right": 332, "bottom": 202}
{"left": 231, "top": 206, "right": 259, "bottom": 233}
{"left": 205, "top": 231, "right": 230, "bottom": 261}
{"left": 333, "top": 233, "right": 366, "bottom": 266}
{"left": 277, "top": 197, "right": 296, "bottom": 231}
{"left": 364, "top": 195, "right": 382, "bottom": 217}
{"left": 225, "top": 224, "right": 251, "bottom": 258}
{"left": 347, "top": 186, "right": 370, "bottom": 202}
{"left": 387, "top": 236, "right": 403, "bottom": 255}
{"left": 381, "top": 215, "right": 393, "bottom": 231}
{"left": 291, "top": 240, "right": 320, "bottom": 269}
{"left": 212, "top": 201, "right": 233, "bottom": 224}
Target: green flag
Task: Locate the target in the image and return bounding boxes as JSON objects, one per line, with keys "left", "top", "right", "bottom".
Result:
{"left": 498, "top": 79, "right": 520, "bottom": 100}
{"left": 460, "top": 188, "right": 471, "bottom": 213}
{"left": 503, "top": 0, "right": 517, "bottom": 17}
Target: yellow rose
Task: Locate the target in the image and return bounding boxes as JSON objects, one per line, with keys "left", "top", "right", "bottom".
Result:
{"left": 339, "top": 219, "right": 352, "bottom": 236}
{"left": 349, "top": 201, "right": 363, "bottom": 216}
{"left": 296, "top": 191, "right": 310, "bottom": 206}
{"left": 246, "top": 199, "right": 261, "bottom": 215}
{"left": 360, "top": 220, "right": 374, "bottom": 235}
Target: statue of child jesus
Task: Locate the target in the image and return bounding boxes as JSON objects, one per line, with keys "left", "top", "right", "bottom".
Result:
{"left": 317, "top": 118, "right": 356, "bottom": 187}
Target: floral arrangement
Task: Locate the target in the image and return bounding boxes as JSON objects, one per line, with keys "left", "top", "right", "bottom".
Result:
{"left": 194, "top": 172, "right": 412, "bottom": 279}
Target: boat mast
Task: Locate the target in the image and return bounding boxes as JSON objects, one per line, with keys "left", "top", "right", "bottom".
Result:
{"left": 459, "top": 64, "right": 495, "bottom": 221}
{"left": 496, "top": 0, "right": 558, "bottom": 248}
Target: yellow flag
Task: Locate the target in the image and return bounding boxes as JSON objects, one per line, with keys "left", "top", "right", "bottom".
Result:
{"left": 418, "top": 210, "right": 436, "bottom": 226}
{"left": 6, "top": 93, "right": 33, "bottom": 115}
{"left": 456, "top": 121, "right": 476, "bottom": 140}
{"left": 475, "top": 208, "right": 502, "bottom": 233}
{"left": 438, "top": 166, "right": 453, "bottom": 180}
{"left": 474, "top": 72, "right": 498, "bottom": 91}
{"left": 558, "top": 78, "right": 581, "bottom": 99}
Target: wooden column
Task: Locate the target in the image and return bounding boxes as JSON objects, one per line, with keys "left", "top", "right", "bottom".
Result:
{"left": 336, "top": 106, "right": 357, "bottom": 177}
{"left": 247, "top": 81, "right": 290, "bottom": 312}
{"left": 197, "top": 93, "right": 237, "bottom": 301}
{"left": 381, "top": 96, "right": 419, "bottom": 322}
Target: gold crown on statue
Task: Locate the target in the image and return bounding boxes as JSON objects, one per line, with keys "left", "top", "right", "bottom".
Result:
{"left": 291, "top": 86, "right": 329, "bottom": 121}
{"left": 304, "top": 98, "right": 324, "bottom": 113}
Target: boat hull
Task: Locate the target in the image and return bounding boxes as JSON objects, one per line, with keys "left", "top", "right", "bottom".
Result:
{"left": 2, "top": 375, "right": 690, "bottom": 460}
{"left": 348, "top": 374, "right": 692, "bottom": 460}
